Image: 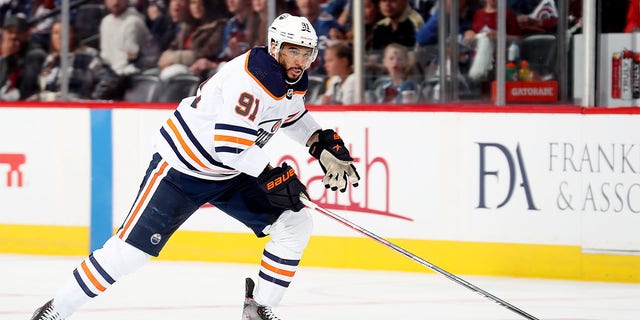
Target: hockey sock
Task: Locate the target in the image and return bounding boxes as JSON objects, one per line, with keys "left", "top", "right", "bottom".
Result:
{"left": 52, "top": 236, "right": 150, "bottom": 318}
{"left": 254, "top": 210, "right": 313, "bottom": 307}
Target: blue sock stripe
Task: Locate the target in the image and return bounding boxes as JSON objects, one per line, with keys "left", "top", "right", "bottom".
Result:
{"left": 263, "top": 250, "right": 300, "bottom": 267}
{"left": 88, "top": 253, "right": 115, "bottom": 285}
{"left": 258, "top": 271, "right": 290, "bottom": 288}
{"left": 73, "top": 269, "right": 97, "bottom": 298}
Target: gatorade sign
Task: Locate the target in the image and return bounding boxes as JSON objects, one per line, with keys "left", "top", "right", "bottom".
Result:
{"left": 492, "top": 81, "right": 558, "bottom": 103}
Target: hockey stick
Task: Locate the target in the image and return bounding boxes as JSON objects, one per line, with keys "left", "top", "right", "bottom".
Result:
{"left": 301, "top": 198, "right": 541, "bottom": 320}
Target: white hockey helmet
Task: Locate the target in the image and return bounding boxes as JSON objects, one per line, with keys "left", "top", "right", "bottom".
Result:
{"left": 268, "top": 13, "right": 319, "bottom": 70}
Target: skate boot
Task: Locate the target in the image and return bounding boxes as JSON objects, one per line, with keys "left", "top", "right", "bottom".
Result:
{"left": 242, "top": 278, "right": 282, "bottom": 320}
{"left": 30, "top": 299, "right": 63, "bottom": 320}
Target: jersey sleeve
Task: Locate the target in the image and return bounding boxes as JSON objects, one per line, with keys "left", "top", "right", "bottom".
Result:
{"left": 281, "top": 103, "right": 322, "bottom": 146}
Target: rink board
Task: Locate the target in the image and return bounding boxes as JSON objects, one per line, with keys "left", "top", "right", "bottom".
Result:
{"left": 1, "top": 102, "right": 640, "bottom": 282}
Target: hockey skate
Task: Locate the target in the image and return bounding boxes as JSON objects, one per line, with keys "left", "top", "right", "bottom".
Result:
{"left": 242, "top": 278, "right": 282, "bottom": 320}
{"left": 30, "top": 299, "right": 62, "bottom": 320}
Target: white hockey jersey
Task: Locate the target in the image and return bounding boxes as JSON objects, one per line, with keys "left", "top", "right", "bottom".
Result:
{"left": 153, "top": 47, "right": 322, "bottom": 180}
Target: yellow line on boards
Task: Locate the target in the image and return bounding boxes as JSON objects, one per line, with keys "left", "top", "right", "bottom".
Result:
{"left": 2, "top": 224, "right": 639, "bottom": 283}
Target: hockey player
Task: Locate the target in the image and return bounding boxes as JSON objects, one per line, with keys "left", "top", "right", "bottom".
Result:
{"left": 30, "top": 13, "right": 360, "bottom": 320}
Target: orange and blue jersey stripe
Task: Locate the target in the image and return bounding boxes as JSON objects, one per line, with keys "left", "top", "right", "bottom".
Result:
{"left": 160, "top": 110, "right": 236, "bottom": 174}
{"left": 213, "top": 123, "right": 258, "bottom": 154}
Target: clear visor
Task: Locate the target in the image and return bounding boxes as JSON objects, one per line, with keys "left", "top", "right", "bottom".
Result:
{"left": 280, "top": 46, "right": 317, "bottom": 70}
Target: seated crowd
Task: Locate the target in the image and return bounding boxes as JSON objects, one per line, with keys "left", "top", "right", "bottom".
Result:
{"left": 0, "top": 0, "right": 585, "bottom": 104}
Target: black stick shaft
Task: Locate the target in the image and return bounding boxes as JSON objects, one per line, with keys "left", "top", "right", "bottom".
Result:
{"left": 301, "top": 198, "right": 541, "bottom": 320}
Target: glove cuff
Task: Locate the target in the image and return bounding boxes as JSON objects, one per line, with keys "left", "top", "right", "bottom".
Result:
{"left": 309, "top": 129, "right": 343, "bottom": 159}
{"left": 309, "top": 141, "right": 322, "bottom": 159}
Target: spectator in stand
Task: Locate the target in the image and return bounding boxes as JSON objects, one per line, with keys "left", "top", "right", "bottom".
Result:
{"left": 29, "top": 0, "right": 56, "bottom": 51}
{"left": 0, "top": 14, "right": 47, "bottom": 101}
{"left": 157, "top": 0, "right": 228, "bottom": 80}
{"left": 0, "top": 1, "right": 28, "bottom": 27}
{"left": 295, "top": 0, "right": 345, "bottom": 75}
{"left": 323, "top": 0, "right": 348, "bottom": 22}
{"left": 416, "top": 0, "right": 476, "bottom": 78}
{"left": 416, "top": 0, "right": 476, "bottom": 46}
{"left": 145, "top": 1, "right": 167, "bottom": 45}
{"left": 99, "top": 0, "right": 160, "bottom": 76}
{"left": 216, "top": 0, "right": 261, "bottom": 62}
{"left": 510, "top": 0, "right": 581, "bottom": 36}
{"left": 345, "top": 0, "right": 382, "bottom": 52}
{"left": 317, "top": 42, "right": 355, "bottom": 104}
{"left": 464, "top": 0, "right": 520, "bottom": 81}
{"left": 465, "top": 0, "right": 520, "bottom": 43}
{"left": 145, "top": 0, "right": 189, "bottom": 52}
{"left": 28, "top": 20, "right": 121, "bottom": 101}
{"left": 513, "top": 0, "right": 552, "bottom": 35}
{"left": 252, "top": 0, "right": 268, "bottom": 47}
{"left": 323, "top": 0, "right": 351, "bottom": 29}
{"left": 343, "top": 0, "right": 387, "bottom": 95}
{"left": 371, "top": 0, "right": 424, "bottom": 51}
{"left": 416, "top": 0, "right": 437, "bottom": 21}
{"left": 374, "top": 42, "right": 419, "bottom": 103}
{"left": 508, "top": 0, "right": 541, "bottom": 16}
{"left": 252, "top": 0, "right": 290, "bottom": 46}
{"left": 130, "top": 0, "right": 146, "bottom": 11}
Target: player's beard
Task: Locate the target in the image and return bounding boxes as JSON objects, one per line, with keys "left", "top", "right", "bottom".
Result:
{"left": 286, "top": 67, "right": 304, "bottom": 81}
{"left": 278, "top": 53, "right": 306, "bottom": 84}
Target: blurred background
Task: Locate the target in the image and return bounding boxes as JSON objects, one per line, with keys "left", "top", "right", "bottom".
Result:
{"left": 0, "top": 0, "right": 637, "bottom": 107}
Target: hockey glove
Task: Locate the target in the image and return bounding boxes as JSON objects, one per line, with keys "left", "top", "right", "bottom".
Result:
{"left": 258, "top": 163, "right": 309, "bottom": 212}
{"left": 309, "top": 129, "right": 360, "bottom": 192}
